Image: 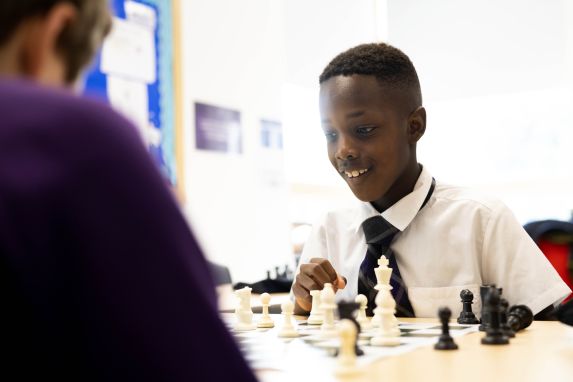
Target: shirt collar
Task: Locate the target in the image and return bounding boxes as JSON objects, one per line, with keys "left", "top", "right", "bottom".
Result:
{"left": 351, "top": 165, "right": 434, "bottom": 233}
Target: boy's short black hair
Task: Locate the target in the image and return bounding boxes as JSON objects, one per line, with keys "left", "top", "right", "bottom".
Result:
{"left": 319, "top": 43, "right": 422, "bottom": 105}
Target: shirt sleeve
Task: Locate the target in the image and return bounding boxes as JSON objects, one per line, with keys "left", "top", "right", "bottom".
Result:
{"left": 298, "top": 216, "right": 329, "bottom": 267}
{"left": 481, "top": 203, "right": 572, "bottom": 315}
{"left": 290, "top": 214, "right": 329, "bottom": 299}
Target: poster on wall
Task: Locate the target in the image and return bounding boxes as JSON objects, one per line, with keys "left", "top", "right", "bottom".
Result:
{"left": 82, "top": 0, "right": 177, "bottom": 186}
{"left": 195, "top": 102, "right": 242, "bottom": 154}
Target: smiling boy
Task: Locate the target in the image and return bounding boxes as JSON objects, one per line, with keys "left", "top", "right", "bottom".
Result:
{"left": 292, "top": 43, "right": 571, "bottom": 318}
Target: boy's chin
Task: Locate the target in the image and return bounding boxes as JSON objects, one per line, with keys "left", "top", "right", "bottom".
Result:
{"left": 348, "top": 188, "right": 380, "bottom": 203}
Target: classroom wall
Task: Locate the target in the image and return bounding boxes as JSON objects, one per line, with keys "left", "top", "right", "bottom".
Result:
{"left": 179, "top": 0, "right": 292, "bottom": 283}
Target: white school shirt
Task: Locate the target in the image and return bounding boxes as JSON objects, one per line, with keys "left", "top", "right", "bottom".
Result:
{"left": 297, "top": 166, "right": 571, "bottom": 318}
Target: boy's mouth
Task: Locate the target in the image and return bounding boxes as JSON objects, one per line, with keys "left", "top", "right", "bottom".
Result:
{"left": 343, "top": 168, "right": 370, "bottom": 179}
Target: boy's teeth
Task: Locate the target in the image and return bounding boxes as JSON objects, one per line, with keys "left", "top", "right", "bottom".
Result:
{"left": 345, "top": 168, "right": 369, "bottom": 178}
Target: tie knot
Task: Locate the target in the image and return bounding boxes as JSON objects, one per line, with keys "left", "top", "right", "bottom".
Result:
{"left": 361, "top": 215, "right": 399, "bottom": 245}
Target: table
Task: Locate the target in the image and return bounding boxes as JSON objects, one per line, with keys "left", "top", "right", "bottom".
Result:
{"left": 255, "top": 318, "right": 573, "bottom": 382}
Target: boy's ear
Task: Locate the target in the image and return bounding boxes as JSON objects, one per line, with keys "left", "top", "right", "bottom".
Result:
{"left": 407, "top": 106, "right": 426, "bottom": 144}
{"left": 19, "top": 3, "right": 77, "bottom": 84}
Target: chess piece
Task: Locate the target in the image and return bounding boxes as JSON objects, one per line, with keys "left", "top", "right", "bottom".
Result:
{"left": 320, "top": 283, "right": 337, "bottom": 337}
{"left": 234, "top": 286, "right": 256, "bottom": 331}
{"left": 434, "top": 307, "right": 458, "bottom": 350}
{"left": 257, "top": 292, "right": 274, "bottom": 328}
{"left": 337, "top": 301, "right": 364, "bottom": 356}
{"left": 278, "top": 300, "right": 299, "bottom": 338}
{"left": 334, "top": 319, "right": 362, "bottom": 378}
{"left": 479, "top": 284, "right": 501, "bottom": 331}
{"left": 507, "top": 305, "right": 533, "bottom": 332}
{"left": 556, "top": 299, "right": 573, "bottom": 326}
{"left": 481, "top": 288, "right": 509, "bottom": 345}
{"left": 307, "top": 289, "right": 323, "bottom": 325}
{"left": 457, "top": 289, "right": 479, "bottom": 324}
{"left": 372, "top": 256, "right": 398, "bottom": 328}
{"left": 355, "top": 294, "right": 372, "bottom": 330}
{"left": 499, "top": 298, "right": 515, "bottom": 338}
{"left": 370, "top": 287, "right": 400, "bottom": 346}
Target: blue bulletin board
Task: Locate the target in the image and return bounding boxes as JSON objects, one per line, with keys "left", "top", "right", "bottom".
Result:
{"left": 83, "top": 0, "right": 177, "bottom": 187}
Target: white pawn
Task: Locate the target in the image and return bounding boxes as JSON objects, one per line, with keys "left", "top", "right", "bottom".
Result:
{"left": 278, "top": 300, "right": 299, "bottom": 338}
{"left": 234, "top": 286, "right": 256, "bottom": 331}
{"left": 307, "top": 289, "right": 323, "bottom": 325}
{"left": 257, "top": 292, "right": 274, "bottom": 328}
{"left": 335, "top": 319, "right": 362, "bottom": 377}
{"left": 370, "top": 288, "right": 400, "bottom": 346}
{"left": 320, "top": 283, "right": 337, "bottom": 338}
{"left": 355, "top": 294, "right": 372, "bottom": 330}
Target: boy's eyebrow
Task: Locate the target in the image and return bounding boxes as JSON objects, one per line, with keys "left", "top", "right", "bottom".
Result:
{"left": 321, "top": 110, "right": 366, "bottom": 124}
{"left": 346, "top": 110, "right": 365, "bottom": 119}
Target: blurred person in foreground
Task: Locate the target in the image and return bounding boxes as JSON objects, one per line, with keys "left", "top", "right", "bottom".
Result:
{"left": 0, "top": 1, "right": 257, "bottom": 381}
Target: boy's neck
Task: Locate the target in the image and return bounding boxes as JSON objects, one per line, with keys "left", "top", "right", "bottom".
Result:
{"left": 371, "top": 162, "right": 422, "bottom": 213}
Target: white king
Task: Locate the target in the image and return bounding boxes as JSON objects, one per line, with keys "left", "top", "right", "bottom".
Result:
{"left": 374, "top": 256, "right": 392, "bottom": 291}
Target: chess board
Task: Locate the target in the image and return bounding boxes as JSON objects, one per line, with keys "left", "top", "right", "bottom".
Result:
{"left": 222, "top": 313, "right": 478, "bottom": 380}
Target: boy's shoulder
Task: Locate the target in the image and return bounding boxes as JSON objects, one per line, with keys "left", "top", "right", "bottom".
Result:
{"left": 432, "top": 182, "right": 508, "bottom": 215}
{"left": 0, "top": 79, "right": 144, "bottom": 164}
{"left": 0, "top": 78, "right": 136, "bottom": 141}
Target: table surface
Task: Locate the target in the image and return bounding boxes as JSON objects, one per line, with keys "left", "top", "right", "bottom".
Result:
{"left": 254, "top": 318, "right": 573, "bottom": 382}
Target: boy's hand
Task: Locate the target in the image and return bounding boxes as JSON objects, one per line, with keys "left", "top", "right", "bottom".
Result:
{"left": 292, "top": 258, "right": 346, "bottom": 313}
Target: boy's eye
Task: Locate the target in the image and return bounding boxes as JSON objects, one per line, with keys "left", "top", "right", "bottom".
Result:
{"left": 356, "top": 126, "right": 376, "bottom": 136}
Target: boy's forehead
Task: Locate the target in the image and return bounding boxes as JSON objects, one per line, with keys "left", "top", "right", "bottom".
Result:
{"left": 319, "top": 74, "right": 398, "bottom": 113}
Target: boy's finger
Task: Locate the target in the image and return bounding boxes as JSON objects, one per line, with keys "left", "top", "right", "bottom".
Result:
{"left": 335, "top": 275, "right": 347, "bottom": 290}
{"left": 292, "top": 283, "right": 312, "bottom": 311}
{"left": 296, "top": 271, "right": 321, "bottom": 292}
{"left": 309, "top": 258, "right": 338, "bottom": 282}
{"left": 306, "top": 263, "right": 331, "bottom": 284}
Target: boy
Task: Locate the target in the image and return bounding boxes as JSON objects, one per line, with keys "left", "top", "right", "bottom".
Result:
{"left": 292, "top": 42, "right": 571, "bottom": 318}
{"left": 0, "top": 1, "right": 256, "bottom": 381}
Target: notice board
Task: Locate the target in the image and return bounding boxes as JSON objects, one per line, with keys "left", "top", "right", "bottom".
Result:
{"left": 83, "top": 0, "right": 181, "bottom": 190}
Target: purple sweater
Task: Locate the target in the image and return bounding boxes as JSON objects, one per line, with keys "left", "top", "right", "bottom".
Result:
{"left": 0, "top": 79, "right": 257, "bottom": 381}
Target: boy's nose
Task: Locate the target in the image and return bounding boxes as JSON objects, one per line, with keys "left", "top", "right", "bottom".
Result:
{"left": 335, "top": 137, "right": 358, "bottom": 160}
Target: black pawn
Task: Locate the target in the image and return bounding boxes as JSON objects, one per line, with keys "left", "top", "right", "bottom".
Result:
{"left": 337, "top": 301, "right": 364, "bottom": 356}
{"left": 507, "top": 305, "right": 533, "bottom": 332}
{"left": 457, "top": 289, "right": 479, "bottom": 324}
{"left": 481, "top": 288, "right": 509, "bottom": 345}
{"left": 499, "top": 298, "right": 515, "bottom": 338}
{"left": 434, "top": 307, "right": 458, "bottom": 350}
